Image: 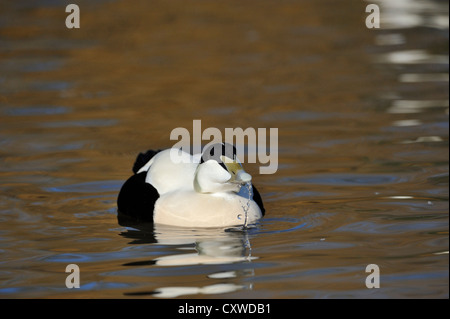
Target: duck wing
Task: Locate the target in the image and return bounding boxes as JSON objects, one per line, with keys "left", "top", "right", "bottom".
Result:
{"left": 117, "top": 171, "right": 159, "bottom": 222}
{"left": 132, "top": 149, "right": 161, "bottom": 174}
{"left": 118, "top": 149, "right": 161, "bottom": 222}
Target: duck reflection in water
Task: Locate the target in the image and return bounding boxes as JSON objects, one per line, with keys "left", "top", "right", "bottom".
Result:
{"left": 118, "top": 219, "right": 257, "bottom": 297}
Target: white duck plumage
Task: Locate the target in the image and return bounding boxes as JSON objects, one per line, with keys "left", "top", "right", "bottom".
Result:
{"left": 117, "top": 143, "right": 265, "bottom": 228}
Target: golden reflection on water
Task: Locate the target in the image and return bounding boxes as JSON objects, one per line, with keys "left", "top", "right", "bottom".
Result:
{"left": 0, "top": 0, "right": 448, "bottom": 298}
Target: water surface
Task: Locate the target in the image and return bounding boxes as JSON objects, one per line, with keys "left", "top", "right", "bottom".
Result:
{"left": 0, "top": 0, "right": 448, "bottom": 298}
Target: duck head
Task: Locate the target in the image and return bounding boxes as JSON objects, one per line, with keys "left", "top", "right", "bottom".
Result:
{"left": 194, "top": 143, "right": 252, "bottom": 194}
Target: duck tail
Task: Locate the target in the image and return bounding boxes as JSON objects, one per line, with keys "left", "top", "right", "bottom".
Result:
{"left": 132, "top": 149, "right": 161, "bottom": 174}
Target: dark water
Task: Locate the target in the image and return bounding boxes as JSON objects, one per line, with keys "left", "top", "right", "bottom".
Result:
{"left": 0, "top": 0, "right": 448, "bottom": 298}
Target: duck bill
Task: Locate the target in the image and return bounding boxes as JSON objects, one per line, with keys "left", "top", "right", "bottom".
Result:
{"left": 235, "top": 169, "right": 252, "bottom": 184}
{"left": 224, "top": 161, "right": 252, "bottom": 185}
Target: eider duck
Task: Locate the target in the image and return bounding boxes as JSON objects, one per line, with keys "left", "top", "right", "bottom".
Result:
{"left": 117, "top": 143, "right": 265, "bottom": 227}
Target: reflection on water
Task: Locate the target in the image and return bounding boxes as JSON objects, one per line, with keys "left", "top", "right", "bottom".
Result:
{"left": 0, "top": 0, "right": 448, "bottom": 298}
{"left": 369, "top": 0, "right": 449, "bottom": 29}
{"left": 120, "top": 224, "right": 256, "bottom": 297}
